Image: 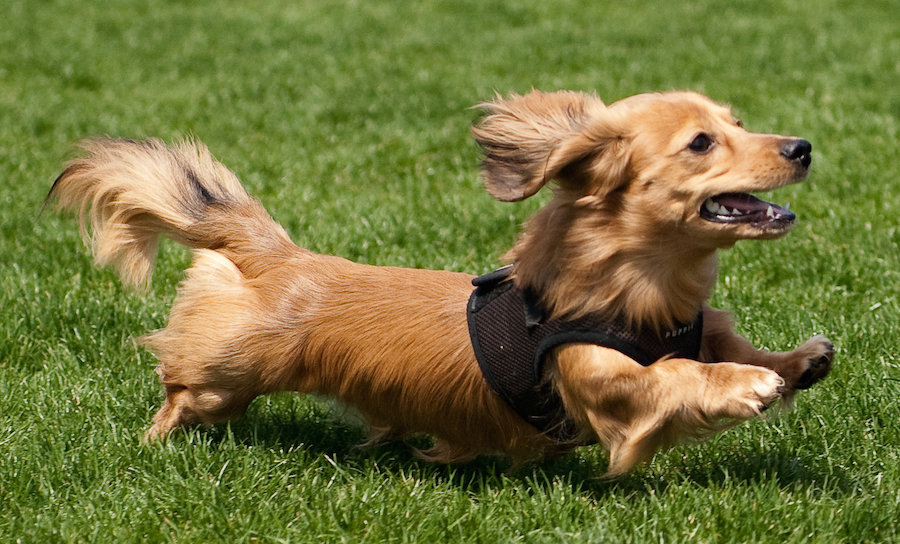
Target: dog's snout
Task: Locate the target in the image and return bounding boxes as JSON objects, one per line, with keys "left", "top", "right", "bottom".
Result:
{"left": 780, "top": 139, "right": 812, "bottom": 168}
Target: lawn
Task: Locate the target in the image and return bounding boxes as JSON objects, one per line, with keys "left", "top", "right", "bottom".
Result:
{"left": 1, "top": 0, "right": 898, "bottom": 542}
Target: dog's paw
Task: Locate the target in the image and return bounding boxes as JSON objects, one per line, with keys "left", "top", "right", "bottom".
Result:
{"left": 790, "top": 335, "right": 834, "bottom": 390}
{"left": 741, "top": 366, "right": 785, "bottom": 414}
{"left": 707, "top": 363, "right": 785, "bottom": 420}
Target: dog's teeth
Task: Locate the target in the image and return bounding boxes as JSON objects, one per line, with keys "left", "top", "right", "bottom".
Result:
{"left": 784, "top": 202, "right": 791, "bottom": 211}
{"left": 705, "top": 199, "right": 719, "bottom": 213}
{"left": 766, "top": 205, "right": 775, "bottom": 218}
{"left": 729, "top": 207, "right": 742, "bottom": 215}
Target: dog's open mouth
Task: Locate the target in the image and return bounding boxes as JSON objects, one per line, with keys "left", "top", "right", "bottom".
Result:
{"left": 700, "top": 193, "right": 795, "bottom": 228}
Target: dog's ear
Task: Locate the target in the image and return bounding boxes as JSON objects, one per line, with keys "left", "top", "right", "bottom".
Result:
{"left": 472, "top": 90, "right": 624, "bottom": 202}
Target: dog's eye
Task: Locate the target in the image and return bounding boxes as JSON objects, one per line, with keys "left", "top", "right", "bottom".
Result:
{"left": 688, "top": 133, "right": 715, "bottom": 153}
{"left": 735, "top": 118, "right": 744, "bottom": 128}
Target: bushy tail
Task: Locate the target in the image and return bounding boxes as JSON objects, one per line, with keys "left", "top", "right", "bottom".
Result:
{"left": 48, "top": 138, "right": 295, "bottom": 288}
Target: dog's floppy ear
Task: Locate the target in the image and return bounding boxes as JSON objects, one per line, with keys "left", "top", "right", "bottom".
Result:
{"left": 472, "top": 90, "right": 619, "bottom": 202}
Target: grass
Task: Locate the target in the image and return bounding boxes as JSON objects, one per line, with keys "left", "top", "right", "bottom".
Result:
{"left": 1, "top": 0, "right": 898, "bottom": 541}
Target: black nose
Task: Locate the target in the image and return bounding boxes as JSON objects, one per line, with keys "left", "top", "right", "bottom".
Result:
{"left": 781, "top": 139, "right": 812, "bottom": 168}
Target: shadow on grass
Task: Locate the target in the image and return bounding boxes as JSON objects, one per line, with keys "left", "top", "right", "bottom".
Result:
{"left": 187, "top": 394, "right": 848, "bottom": 499}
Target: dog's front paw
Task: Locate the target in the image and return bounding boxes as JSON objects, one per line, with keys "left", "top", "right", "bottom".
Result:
{"left": 706, "top": 363, "right": 785, "bottom": 420}
{"left": 740, "top": 366, "right": 785, "bottom": 415}
{"left": 791, "top": 335, "right": 834, "bottom": 390}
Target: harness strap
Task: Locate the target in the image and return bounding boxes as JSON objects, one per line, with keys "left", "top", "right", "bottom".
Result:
{"left": 467, "top": 266, "right": 703, "bottom": 443}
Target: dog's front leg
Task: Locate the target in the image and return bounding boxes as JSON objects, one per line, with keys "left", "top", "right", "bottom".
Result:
{"left": 551, "top": 344, "right": 784, "bottom": 476}
{"left": 699, "top": 305, "right": 834, "bottom": 394}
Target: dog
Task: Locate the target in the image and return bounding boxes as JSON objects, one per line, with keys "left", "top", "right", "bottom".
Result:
{"left": 48, "top": 90, "right": 833, "bottom": 476}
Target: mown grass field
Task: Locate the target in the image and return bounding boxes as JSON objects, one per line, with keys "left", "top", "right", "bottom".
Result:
{"left": 1, "top": 0, "right": 898, "bottom": 542}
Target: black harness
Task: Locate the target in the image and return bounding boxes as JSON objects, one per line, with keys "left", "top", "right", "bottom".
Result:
{"left": 466, "top": 266, "right": 703, "bottom": 442}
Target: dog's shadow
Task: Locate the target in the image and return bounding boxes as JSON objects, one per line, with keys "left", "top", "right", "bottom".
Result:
{"left": 190, "top": 395, "right": 846, "bottom": 499}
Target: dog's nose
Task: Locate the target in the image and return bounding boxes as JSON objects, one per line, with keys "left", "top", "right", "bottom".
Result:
{"left": 781, "top": 139, "right": 812, "bottom": 168}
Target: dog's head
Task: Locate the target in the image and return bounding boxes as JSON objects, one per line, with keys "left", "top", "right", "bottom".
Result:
{"left": 473, "top": 90, "right": 811, "bottom": 248}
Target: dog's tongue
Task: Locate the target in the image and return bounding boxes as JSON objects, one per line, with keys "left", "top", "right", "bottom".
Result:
{"left": 715, "top": 193, "right": 768, "bottom": 212}
{"left": 714, "top": 193, "right": 769, "bottom": 213}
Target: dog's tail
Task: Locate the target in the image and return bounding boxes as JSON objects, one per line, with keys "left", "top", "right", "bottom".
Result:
{"left": 47, "top": 138, "right": 296, "bottom": 288}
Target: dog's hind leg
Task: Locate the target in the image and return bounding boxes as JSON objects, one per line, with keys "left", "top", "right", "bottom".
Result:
{"left": 144, "top": 385, "right": 198, "bottom": 440}
{"left": 140, "top": 250, "right": 269, "bottom": 440}
{"left": 144, "top": 383, "right": 255, "bottom": 440}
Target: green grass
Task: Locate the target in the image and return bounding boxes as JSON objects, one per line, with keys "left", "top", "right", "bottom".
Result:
{"left": 2, "top": 0, "right": 899, "bottom": 541}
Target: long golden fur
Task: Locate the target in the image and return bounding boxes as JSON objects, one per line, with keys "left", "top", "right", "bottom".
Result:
{"left": 48, "top": 90, "right": 833, "bottom": 476}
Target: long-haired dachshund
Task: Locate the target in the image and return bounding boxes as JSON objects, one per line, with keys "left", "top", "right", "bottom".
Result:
{"left": 49, "top": 90, "right": 833, "bottom": 475}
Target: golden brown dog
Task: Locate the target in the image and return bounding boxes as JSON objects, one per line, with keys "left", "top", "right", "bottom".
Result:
{"left": 49, "top": 90, "right": 833, "bottom": 475}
